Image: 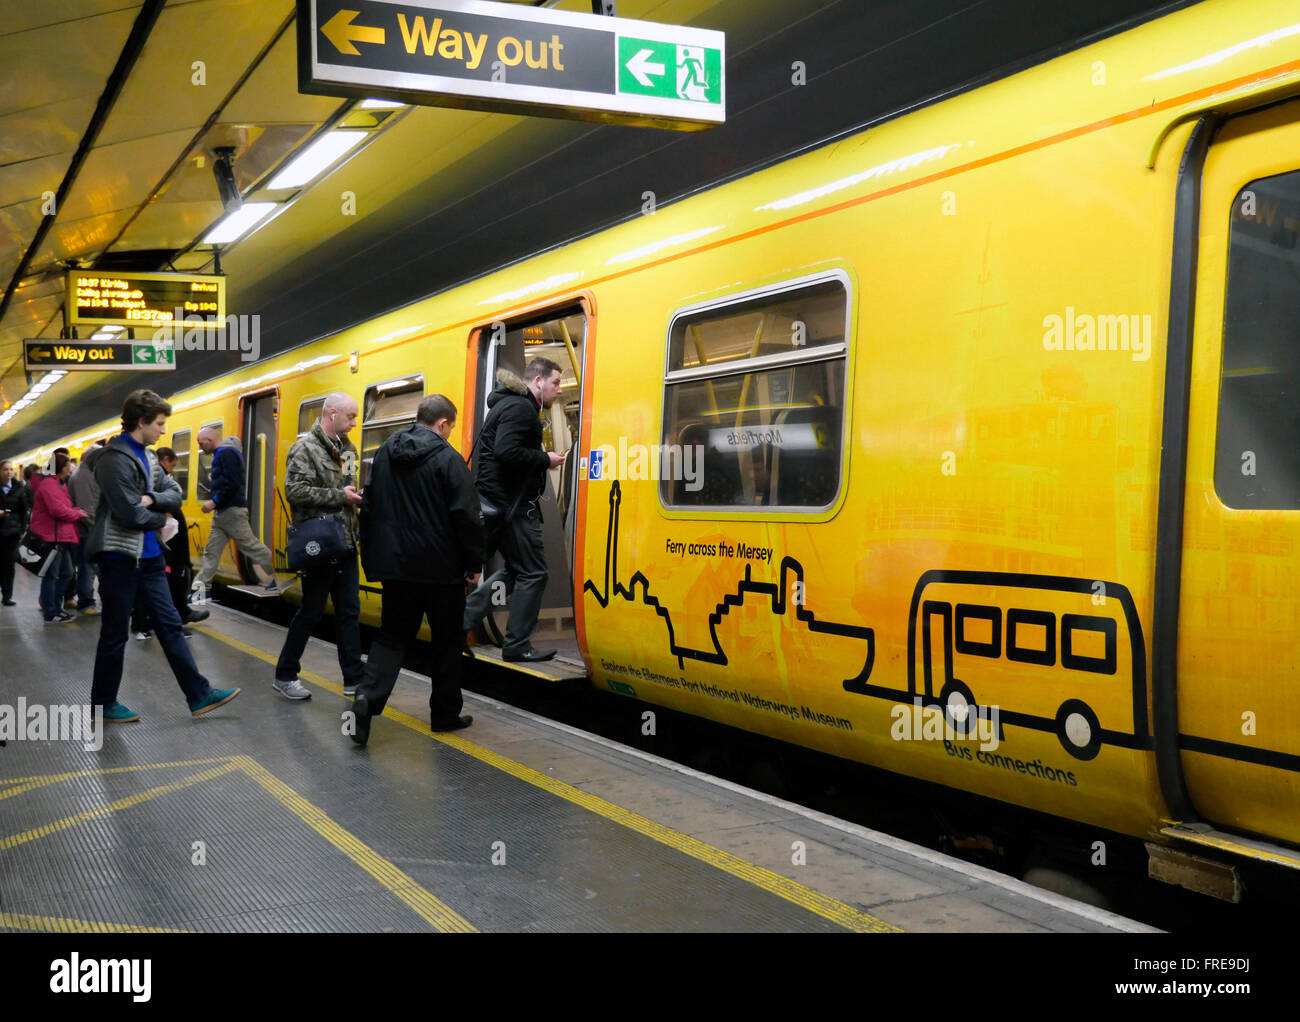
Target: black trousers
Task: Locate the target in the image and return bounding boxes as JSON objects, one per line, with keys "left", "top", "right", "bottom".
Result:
{"left": 356, "top": 580, "right": 466, "bottom": 723}
{"left": 0, "top": 534, "right": 17, "bottom": 601}
{"left": 131, "top": 560, "right": 193, "bottom": 632}
{"left": 276, "top": 553, "right": 364, "bottom": 686}
{"left": 462, "top": 512, "right": 548, "bottom": 655}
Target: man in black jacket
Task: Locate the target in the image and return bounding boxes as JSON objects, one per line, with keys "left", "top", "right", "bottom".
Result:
{"left": 461, "top": 357, "right": 564, "bottom": 662}
{"left": 351, "top": 395, "right": 485, "bottom": 745}
{"left": 0, "top": 459, "right": 27, "bottom": 606}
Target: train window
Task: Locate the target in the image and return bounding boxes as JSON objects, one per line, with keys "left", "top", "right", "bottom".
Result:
{"left": 1215, "top": 169, "right": 1300, "bottom": 508}
{"left": 360, "top": 375, "right": 423, "bottom": 485}
{"left": 170, "top": 429, "right": 191, "bottom": 500}
{"left": 195, "top": 420, "right": 222, "bottom": 500}
{"left": 1006, "top": 608, "right": 1055, "bottom": 666}
{"left": 661, "top": 273, "right": 849, "bottom": 510}
{"left": 297, "top": 397, "right": 325, "bottom": 437}
{"left": 1061, "top": 613, "right": 1117, "bottom": 674}
{"left": 955, "top": 604, "right": 1000, "bottom": 658}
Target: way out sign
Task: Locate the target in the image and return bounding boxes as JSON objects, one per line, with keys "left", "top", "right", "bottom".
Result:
{"left": 296, "top": 0, "right": 725, "bottom": 130}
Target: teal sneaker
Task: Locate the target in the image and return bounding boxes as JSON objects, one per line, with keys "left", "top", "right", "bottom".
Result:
{"left": 189, "top": 686, "right": 241, "bottom": 717}
{"left": 102, "top": 702, "right": 140, "bottom": 723}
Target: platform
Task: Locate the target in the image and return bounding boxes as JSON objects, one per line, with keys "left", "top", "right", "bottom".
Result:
{"left": 0, "top": 570, "right": 1155, "bottom": 933}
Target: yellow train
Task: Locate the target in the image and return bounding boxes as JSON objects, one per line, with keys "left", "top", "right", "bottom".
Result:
{"left": 16, "top": 0, "right": 1300, "bottom": 897}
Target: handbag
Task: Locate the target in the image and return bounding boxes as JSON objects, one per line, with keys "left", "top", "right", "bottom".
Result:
{"left": 286, "top": 514, "right": 349, "bottom": 571}
{"left": 16, "top": 529, "right": 55, "bottom": 577}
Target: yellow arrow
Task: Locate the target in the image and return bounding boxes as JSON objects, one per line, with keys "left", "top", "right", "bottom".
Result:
{"left": 28, "top": 347, "right": 50, "bottom": 361}
{"left": 322, "top": 9, "right": 386, "bottom": 56}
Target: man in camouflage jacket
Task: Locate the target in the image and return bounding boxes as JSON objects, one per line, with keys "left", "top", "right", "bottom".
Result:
{"left": 273, "top": 393, "right": 364, "bottom": 700}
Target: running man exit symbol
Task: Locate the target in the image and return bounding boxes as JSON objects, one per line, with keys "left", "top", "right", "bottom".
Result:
{"left": 617, "top": 36, "right": 721, "bottom": 104}
{"left": 677, "top": 45, "right": 707, "bottom": 101}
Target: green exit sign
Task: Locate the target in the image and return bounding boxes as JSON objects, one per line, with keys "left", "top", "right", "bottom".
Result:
{"left": 617, "top": 36, "right": 721, "bottom": 105}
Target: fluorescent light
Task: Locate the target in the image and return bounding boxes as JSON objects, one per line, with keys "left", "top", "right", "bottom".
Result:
{"left": 204, "top": 202, "right": 278, "bottom": 244}
{"left": 377, "top": 378, "right": 418, "bottom": 391}
{"left": 360, "top": 99, "right": 403, "bottom": 109}
{"left": 13, "top": 400, "right": 31, "bottom": 409}
{"left": 41, "top": 372, "right": 64, "bottom": 382}
{"left": 268, "top": 131, "right": 367, "bottom": 189}
{"left": 29, "top": 382, "right": 51, "bottom": 394}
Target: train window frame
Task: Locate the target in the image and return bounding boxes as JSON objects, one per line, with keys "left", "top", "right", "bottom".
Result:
{"left": 169, "top": 428, "right": 192, "bottom": 501}
{"left": 1212, "top": 168, "right": 1300, "bottom": 510}
{"left": 297, "top": 395, "right": 327, "bottom": 438}
{"left": 1060, "top": 613, "right": 1118, "bottom": 675}
{"left": 1006, "top": 608, "right": 1056, "bottom": 667}
{"left": 359, "top": 374, "right": 424, "bottom": 486}
{"left": 195, "top": 419, "right": 223, "bottom": 500}
{"left": 955, "top": 603, "right": 1001, "bottom": 658}
{"left": 657, "top": 268, "right": 854, "bottom": 517}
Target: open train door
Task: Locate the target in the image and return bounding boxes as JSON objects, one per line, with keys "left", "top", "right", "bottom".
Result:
{"left": 1163, "top": 99, "right": 1300, "bottom": 861}
{"left": 465, "top": 302, "right": 589, "bottom": 680}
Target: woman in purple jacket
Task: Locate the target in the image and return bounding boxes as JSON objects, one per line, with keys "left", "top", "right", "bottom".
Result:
{"left": 29, "top": 453, "right": 88, "bottom": 623}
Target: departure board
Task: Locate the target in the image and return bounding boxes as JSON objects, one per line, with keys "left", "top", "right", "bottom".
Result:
{"left": 67, "top": 270, "right": 226, "bottom": 328}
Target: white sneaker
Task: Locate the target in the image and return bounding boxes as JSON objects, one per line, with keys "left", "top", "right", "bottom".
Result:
{"left": 134, "top": 631, "right": 151, "bottom": 641}
{"left": 342, "top": 683, "right": 358, "bottom": 697}
{"left": 272, "top": 678, "right": 311, "bottom": 701}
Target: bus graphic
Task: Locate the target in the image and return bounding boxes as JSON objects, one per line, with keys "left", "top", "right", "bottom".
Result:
{"left": 847, "top": 570, "right": 1149, "bottom": 761}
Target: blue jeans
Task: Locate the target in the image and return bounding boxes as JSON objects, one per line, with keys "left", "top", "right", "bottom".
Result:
{"left": 39, "top": 544, "right": 75, "bottom": 619}
{"left": 66, "top": 540, "right": 97, "bottom": 608}
{"left": 91, "top": 555, "right": 210, "bottom": 707}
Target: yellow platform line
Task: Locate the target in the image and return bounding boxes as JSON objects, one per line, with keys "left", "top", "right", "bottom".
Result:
{"left": 231, "top": 755, "right": 476, "bottom": 933}
{"left": 195, "top": 625, "right": 901, "bottom": 933}
{"left": 0, "top": 912, "right": 193, "bottom": 933}
{"left": 0, "top": 756, "right": 239, "bottom": 787}
{"left": 0, "top": 762, "right": 239, "bottom": 852}
{"left": 0, "top": 752, "right": 470, "bottom": 933}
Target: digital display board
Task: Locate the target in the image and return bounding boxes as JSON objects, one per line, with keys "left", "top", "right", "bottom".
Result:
{"left": 67, "top": 270, "right": 226, "bottom": 328}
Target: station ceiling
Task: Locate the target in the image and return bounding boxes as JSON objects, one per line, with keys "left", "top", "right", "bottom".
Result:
{"left": 0, "top": 0, "right": 1196, "bottom": 455}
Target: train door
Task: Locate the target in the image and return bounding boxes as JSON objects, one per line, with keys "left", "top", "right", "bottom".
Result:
{"left": 1176, "top": 100, "right": 1300, "bottom": 847}
{"left": 469, "top": 304, "right": 586, "bottom": 669}
{"left": 239, "top": 390, "right": 278, "bottom": 585}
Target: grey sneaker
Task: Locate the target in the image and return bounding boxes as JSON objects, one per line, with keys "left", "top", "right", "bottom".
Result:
{"left": 272, "top": 678, "right": 311, "bottom": 701}
{"left": 342, "top": 683, "right": 358, "bottom": 697}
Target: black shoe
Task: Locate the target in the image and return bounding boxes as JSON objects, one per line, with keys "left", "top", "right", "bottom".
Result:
{"left": 186, "top": 608, "right": 210, "bottom": 623}
{"left": 350, "top": 697, "right": 372, "bottom": 746}
{"left": 503, "top": 647, "right": 555, "bottom": 663}
{"left": 1, "top": 599, "right": 14, "bottom": 606}
{"left": 430, "top": 714, "right": 472, "bottom": 732}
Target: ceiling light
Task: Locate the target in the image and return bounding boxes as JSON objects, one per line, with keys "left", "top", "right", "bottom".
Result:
{"left": 268, "top": 131, "right": 367, "bottom": 190}
{"left": 377, "top": 378, "right": 418, "bottom": 391}
{"left": 29, "top": 382, "right": 51, "bottom": 394}
{"left": 43, "top": 372, "right": 65, "bottom": 381}
{"left": 14, "top": 399, "right": 32, "bottom": 409}
{"left": 204, "top": 202, "right": 278, "bottom": 244}
{"left": 360, "top": 99, "right": 403, "bottom": 109}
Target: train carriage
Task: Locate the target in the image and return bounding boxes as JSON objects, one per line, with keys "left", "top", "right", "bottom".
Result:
{"left": 16, "top": 0, "right": 1300, "bottom": 893}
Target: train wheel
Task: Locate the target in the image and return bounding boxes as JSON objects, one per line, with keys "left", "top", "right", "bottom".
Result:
{"left": 939, "top": 679, "right": 977, "bottom": 737}
{"left": 1055, "top": 699, "right": 1102, "bottom": 760}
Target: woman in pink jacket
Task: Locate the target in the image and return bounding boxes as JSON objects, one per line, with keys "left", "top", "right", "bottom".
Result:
{"left": 30, "top": 453, "right": 87, "bottom": 623}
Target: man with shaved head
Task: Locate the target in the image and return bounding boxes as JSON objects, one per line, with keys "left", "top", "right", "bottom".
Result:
{"left": 275, "top": 391, "right": 364, "bottom": 700}
{"left": 195, "top": 423, "right": 276, "bottom": 594}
